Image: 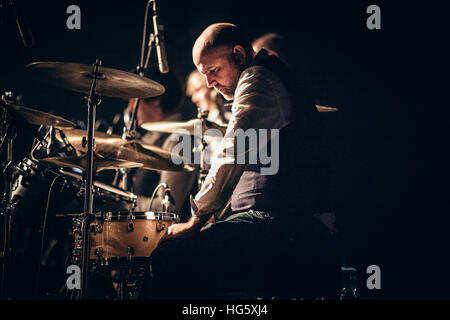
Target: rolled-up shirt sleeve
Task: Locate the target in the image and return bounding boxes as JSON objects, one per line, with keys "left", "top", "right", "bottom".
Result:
{"left": 191, "top": 66, "right": 293, "bottom": 218}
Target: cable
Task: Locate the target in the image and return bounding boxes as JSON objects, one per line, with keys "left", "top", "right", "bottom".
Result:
{"left": 34, "top": 175, "right": 61, "bottom": 298}
{"left": 148, "top": 183, "right": 168, "bottom": 211}
{"left": 139, "top": 0, "right": 154, "bottom": 71}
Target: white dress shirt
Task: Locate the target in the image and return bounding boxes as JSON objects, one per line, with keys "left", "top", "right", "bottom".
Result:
{"left": 190, "top": 65, "right": 293, "bottom": 219}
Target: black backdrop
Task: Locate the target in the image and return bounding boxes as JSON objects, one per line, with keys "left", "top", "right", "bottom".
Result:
{"left": 1, "top": 0, "right": 449, "bottom": 299}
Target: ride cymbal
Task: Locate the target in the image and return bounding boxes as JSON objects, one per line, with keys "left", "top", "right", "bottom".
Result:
{"left": 24, "top": 61, "right": 165, "bottom": 99}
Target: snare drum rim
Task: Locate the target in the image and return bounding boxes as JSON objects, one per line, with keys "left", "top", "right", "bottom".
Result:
{"left": 102, "top": 211, "right": 179, "bottom": 222}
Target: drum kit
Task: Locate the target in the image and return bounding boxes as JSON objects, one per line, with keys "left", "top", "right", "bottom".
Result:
{"left": 0, "top": 59, "right": 212, "bottom": 300}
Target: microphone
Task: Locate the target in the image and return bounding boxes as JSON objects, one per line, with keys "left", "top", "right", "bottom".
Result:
{"left": 152, "top": 0, "right": 169, "bottom": 74}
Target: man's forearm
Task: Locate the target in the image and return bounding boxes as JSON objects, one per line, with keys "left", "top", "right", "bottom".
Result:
{"left": 189, "top": 213, "right": 213, "bottom": 232}
{"left": 166, "top": 212, "right": 213, "bottom": 239}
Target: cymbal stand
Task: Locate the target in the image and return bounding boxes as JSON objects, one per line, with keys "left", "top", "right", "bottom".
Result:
{"left": 79, "top": 59, "right": 102, "bottom": 300}
{"left": 0, "top": 95, "right": 18, "bottom": 299}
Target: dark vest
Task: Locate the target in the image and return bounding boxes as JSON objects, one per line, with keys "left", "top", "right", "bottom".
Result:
{"left": 230, "top": 49, "right": 331, "bottom": 216}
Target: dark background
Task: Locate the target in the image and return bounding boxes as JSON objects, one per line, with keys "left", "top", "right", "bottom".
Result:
{"left": 1, "top": 0, "right": 449, "bottom": 299}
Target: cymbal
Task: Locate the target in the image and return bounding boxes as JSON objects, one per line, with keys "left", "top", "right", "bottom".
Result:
{"left": 24, "top": 61, "right": 165, "bottom": 99}
{"left": 316, "top": 105, "right": 339, "bottom": 112}
{"left": 1, "top": 100, "right": 76, "bottom": 128}
{"left": 58, "top": 129, "right": 195, "bottom": 172}
{"left": 141, "top": 118, "right": 227, "bottom": 137}
{"left": 40, "top": 154, "right": 143, "bottom": 172}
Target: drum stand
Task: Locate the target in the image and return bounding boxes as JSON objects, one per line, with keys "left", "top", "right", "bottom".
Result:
{"left": 113, "top": 266, "right": 146, "bottom": 300}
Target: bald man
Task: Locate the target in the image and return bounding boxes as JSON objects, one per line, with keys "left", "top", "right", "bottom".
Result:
{"left": 144, "top": 23, "right": 339, "bottom": 299}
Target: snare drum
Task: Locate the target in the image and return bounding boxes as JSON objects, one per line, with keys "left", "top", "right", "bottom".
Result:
{"left": 89, "top": 211, "right": 179, "bottom": 266}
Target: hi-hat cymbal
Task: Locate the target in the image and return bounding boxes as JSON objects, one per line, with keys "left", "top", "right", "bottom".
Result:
{"left": 1, "top": 99, "right": 76, "bottom": 128}
{"left": 316, "top": 105, "right": 339, "bottom": 112}
{"left": 24, "top": 61, "right": 165, "bottom": 99}
{"left": 58, "top": 129, "right": 195, "bottom": 172}
{"left": 40, "top": 154, "right": 143, "bottom": 173}
{"left": 141, "top": 118, "right": 227, "bottom": 137}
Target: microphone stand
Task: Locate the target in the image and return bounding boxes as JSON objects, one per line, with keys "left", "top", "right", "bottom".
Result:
{"left": 119, "top": 0, "right": 156, "bottom": 192}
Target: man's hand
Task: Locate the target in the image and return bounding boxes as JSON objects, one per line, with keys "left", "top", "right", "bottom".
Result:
{"left": 161, "top": 214, "right": 210, "bottom": 242}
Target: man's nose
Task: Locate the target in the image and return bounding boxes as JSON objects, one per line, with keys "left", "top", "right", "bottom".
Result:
{"left": 191, "top": 93, "right": 200, "bottom": 104}
{"left": 205, "top": 75, "right": 216, "bottom": 88}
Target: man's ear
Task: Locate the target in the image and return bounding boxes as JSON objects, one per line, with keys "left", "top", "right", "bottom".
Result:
{"left": 232, "top": 45, "right": 247, "bottom": 65}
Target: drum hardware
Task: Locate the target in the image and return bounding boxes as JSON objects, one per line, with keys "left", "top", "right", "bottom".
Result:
{"left": 115, "top": 168, "right": 129, "bottom": 192}
{"left": 91, "top": 220, "right": 103, "bottom": 235}
{"left": 0, "top": 92, "right": 20, "bottom": 298}
{"left": 156, "top": 216, "right": 165, "bottom": 232}
{"left": 24, "top": 57, "right": 166, "bottom": 299}
{"left": 149, "top": 182, "right": 173, "bottom": 212}
{"left": 94, "top": 247, "right": 104, "bottom": 258}
{"left": 197, "top": 110, "right": 210, "bottom": 191}
{"left": 127, "top": 246, "right": 134, "bottom": 261}
{"left": 59, "top": 170, "right": 138, "bottom": 207}
{"left": 1, "top": 91, "right": 95, "bottom": 298}
{"left": 127, "top": 215, "right": 135, "bottom": 232}
{"left": 3, "top": 1, "right": 172, "bottom": 299}
{"left": 74, "top": 58, "right": 101, "bottom": 300}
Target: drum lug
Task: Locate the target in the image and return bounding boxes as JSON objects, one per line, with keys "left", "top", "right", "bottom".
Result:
{"left": 127, "top": 222, "right": 134, "bottom": 232}
{"left": 91, "top": 222, "right": 103, "bottom": 234}
{"left": 127, "top": 246, "right": 134, "bottom": 263}
{"left": 156, "top": 220, "right": 165, "bottom": 232}
{"left": 94, "top": 247, "right": 104, "bottom": 258}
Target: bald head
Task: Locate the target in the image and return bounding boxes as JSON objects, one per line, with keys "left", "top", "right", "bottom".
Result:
{"left": 193, "top": 23, "right": 253, "bottom": 66}
{"left": 252, "top": 33, "right": 290, "bottom": 66}
{"left": 191, "top": 23, "right": 255, "bottom": 100}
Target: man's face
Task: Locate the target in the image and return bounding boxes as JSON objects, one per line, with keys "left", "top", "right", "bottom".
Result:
{"left": 195, "top": 46, "right": 242, "bottom": 101}
{"left": 187, "top": 73, "right": 215, "bottom": 111}
{"left": 191, "top": 86, "right": 215, "bottom": 111}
